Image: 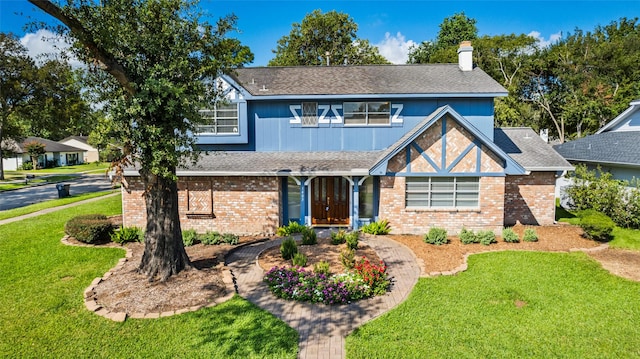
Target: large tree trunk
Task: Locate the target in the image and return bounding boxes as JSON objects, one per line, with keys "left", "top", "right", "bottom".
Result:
{"left": 138, "top": 170, "right": 191, "bottom": 281}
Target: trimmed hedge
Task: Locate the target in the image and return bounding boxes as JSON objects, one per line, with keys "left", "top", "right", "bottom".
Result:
{"left": 65, "top": 214, "right": 113, "bottom": 244}
{"left": 580, "top": 211, "right": 615, "bottom": 241}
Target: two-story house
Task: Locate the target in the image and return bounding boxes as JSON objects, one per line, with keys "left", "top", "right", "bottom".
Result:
{"left": 121, "top": 42, "right": 572, "bottom": 235}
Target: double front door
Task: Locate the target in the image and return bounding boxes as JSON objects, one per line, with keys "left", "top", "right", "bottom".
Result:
{"left": 310, "top": 177, "right": 350, "bottom": 225}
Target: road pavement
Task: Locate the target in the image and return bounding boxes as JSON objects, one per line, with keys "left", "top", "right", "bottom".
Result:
{"left": 0, "top": 174, "right": 117, "bottom": 211}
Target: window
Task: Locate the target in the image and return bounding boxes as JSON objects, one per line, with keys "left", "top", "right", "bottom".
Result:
{"left": 405, "top": 177, "right": 479, "bottom": 208}
{"left": 343, "top": 101, "right": 390, "bottom": 125}
{"left": 358, "top": 177, "right": 375, "bottom": 218}
{"left": 287, "top": 178, "right": 301, "bottom": 221}
{"left": 301, "top": 102, "right": 318, "bottom": 126}
{"left": 198, "top": 103, "right": 238, "bottom": 135}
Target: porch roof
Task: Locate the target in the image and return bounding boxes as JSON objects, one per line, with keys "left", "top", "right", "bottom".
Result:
{"left": 172, "top": 150, "right": 380, "bottom": 177}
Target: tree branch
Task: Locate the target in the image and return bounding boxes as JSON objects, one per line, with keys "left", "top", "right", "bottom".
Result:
{"left": 27, "top": 0, "right": 136, "bottom": 96}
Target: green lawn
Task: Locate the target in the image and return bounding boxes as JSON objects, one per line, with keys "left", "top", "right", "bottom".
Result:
{"left": 0, "top": 196, "right": 298, "bottom": 358}
{"left": 347, "top": 251, "right": 640, "bottom": 358}
{"left": 0, "top": 174, "right": 79, "bottom": 191}
{"left": 0, "top": 190, "right": 119, "bottom": 220}
{"left": 5, "top": 162, "right": 111, "bottom": 176}
{"left": 556, "top": 201, "right": 640, "bottom": 250}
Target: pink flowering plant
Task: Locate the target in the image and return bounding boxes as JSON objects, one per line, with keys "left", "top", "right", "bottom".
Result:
{"left": 263, "top": 256, "right": 390, "bottom": 305}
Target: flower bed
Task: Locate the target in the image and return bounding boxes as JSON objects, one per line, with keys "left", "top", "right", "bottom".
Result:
{"left": 263, "top": 257, "right": 389, "bottom": 304}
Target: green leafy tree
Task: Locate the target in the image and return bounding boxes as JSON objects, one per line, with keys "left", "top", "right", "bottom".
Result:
{"left": 0, "top": 33, "right": 37, "bottom": 180}
{"left": 269, "top": 9, "right": 389, "bottom": 66}
{"left": 23, "top": 140, "right": 46, "bottom": 170}
{"left": 28, "top": 0, "right": 253, "bottom": 280}
{"left": 408, "top": 12, "right": 477, "bottom": 64}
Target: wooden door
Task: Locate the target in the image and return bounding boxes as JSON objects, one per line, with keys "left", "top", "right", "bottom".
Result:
{"left": 311, "top": 177, "right": 350, "bottom": 225}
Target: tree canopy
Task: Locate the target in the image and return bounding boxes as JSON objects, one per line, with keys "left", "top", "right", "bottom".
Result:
{"left": 28, "top": 0, "right": 253, "bottom": 280}
{"left": 269, "top": 9, "right": 389, "bottom": 66}
{"left": 408, "top": 12, "right": 477, "bottom": 64}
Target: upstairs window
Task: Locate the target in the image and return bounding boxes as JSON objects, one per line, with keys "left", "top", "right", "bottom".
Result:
{"left": 198, "top": 103, "right": 238, "bottom": 135}
{"left": 343, "top": 101, "right": 391, "bottom": 125}
{"left": 405, "top": 177, "right": 479, "bottom": 208}
{"left": 301, "top": 102, "right": 318, "bottom": 127}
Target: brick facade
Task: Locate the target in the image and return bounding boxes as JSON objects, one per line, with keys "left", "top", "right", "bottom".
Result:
{"left": 504, "top": 172, "right": 557, "bottom": 226}
{"left": 378, "top": 176, "right": 505, "bottom": 234}
{"left": 122, "top": 176, "right": 281, "bottom": 235}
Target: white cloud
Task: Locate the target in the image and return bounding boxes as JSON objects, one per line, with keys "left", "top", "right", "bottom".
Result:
{"left": 528, "top": 31, "right": 562, "bottom": 48}
{"left": 376, "top": 32, "right": 417, "bottom": 64}
{"left": 19, "top": 29, "right": 83, "bottom": 68}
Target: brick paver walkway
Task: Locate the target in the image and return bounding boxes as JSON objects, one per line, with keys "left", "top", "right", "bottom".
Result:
{"left": 225, "top": 231, "right": 421, "bottom": 359}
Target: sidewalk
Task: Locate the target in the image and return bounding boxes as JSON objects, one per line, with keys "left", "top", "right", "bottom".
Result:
{"left": 225, "top": 231, "right": 421, "bottom": 359}
{"left": 0, "top": 192, "right": 120, "bottom": 226}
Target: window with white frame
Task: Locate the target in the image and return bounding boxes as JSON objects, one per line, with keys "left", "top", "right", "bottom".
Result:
{"left": 198, "top": 103, "right": 239, "bottom": 134}
{"left": 301, "top": 102, "right": 318, "bottom": 126}
{"left": 405, "top": 177, "right": 479, "bottom": 208}
{"left": 343, "top": 101, "right": 390, "bottom": 125}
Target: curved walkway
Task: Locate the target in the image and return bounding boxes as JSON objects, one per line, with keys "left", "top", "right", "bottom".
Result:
{"left": 225, "top": 232, "right": 421, "bottom": 359}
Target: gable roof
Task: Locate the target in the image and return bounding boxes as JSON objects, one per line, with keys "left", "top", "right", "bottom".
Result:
{"left": 225, "top": 64, "right": 507, "bottom": 99}
{"left": 494, "top": 128, "right": 573, "bottom": 171}
{"left": 370, "top": 106, "right": 526, "bottom": 175}
{"left": 596, "top": 99, "right": 640, "bottom": 134}
{"left": 60, "top": 135, "right": 89, "bottom": 144}
{"left": 553, "top": 132, "right": 640, "bottom": 167}
{"left": 19, "top": 137, "right": 85, "bottom": 153}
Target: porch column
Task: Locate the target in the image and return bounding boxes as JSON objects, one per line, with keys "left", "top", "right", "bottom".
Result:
{"left": 352, "top": 177, "right": 360, "bottom": 231}
{"left": 300, "top": 176, "right": 308, "bottom": 226}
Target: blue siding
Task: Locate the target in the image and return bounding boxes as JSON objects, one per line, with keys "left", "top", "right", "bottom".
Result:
{"left": 197, "top": 97, "right": 496, "bottom": 151}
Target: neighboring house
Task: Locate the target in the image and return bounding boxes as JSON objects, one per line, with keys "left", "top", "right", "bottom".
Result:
{"left": 121, "top": 42, "right": 572, "bottom": 235}
{"left": 60, "top": 136, "right": 100, "bottom": 163}
{"left": 1, "top": 136, "right": 86, "bottom": 170}
{"left": 554, "top": 99, "right": 640, "bottom": 183}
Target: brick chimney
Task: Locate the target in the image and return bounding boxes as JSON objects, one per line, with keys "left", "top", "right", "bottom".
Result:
{"left": 457, "top": 41, "right": 473, "bottom": 71}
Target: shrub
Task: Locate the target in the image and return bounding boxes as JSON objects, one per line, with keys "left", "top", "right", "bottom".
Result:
{"left": 340, "top": 248, "right": 356, "bottom": 269}
{"left": 182, "top": 229, "right": 198, "bottom": 246}
{"left": 331, "top": 230, "right": 347, "bottom": 245}
{"left": 360, "top": 219, "right": 391, "bottom": 235}
{"left": 276, "top": 221, "right": 307, "bottom": 236}
{"left": 346, "top": 231, "right": 359, "bottom": 250}
{"left": 523, "top": 228, "right": 538, "bottom": 242}
{"left": 222, "top": 233, "right": 239, "bottom": 245}
{"left": 65, "top": 214, "right": 113, "bottom": 244}
{"left": 502, "top": 228, "right": 519, "bottom": 243}
{"left": 424, "top": 227, "right": 448, "bottom": 245}
{"left": 280, "top": 237, "right": 298, "bottom": 260}
{"left": 201, "top": 231, "right": 222, "bottom": 245}
{"left": 580, "top": 212, "right": 615, "bottom": 241}
{"left": 313, "top": 260, "right": 331, "bottom": 275}
{"left": 292, "top": 252, "right": 308, "bottom": 266}
{"left": 566, "top": 165, "right": 640, "bottom": 229}
{"left": 459, "top": 227, "right": 478, "bottom": 244}
{"left": 300, "top": 227, "right": 317, "bottom": 245}
{"left": 110, "top": 226, "right": 142, "bottom": 244}
{"left": 477, "top": 230, "right": 496, "bottom": 246}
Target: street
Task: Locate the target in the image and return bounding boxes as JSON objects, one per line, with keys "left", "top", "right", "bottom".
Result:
{"left": 0, "top": 174, "right": 117, "bottom": 211}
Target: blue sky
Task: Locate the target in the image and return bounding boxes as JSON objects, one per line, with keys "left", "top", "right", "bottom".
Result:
{"left": 1, "top": 0, "right": 638, "bottom": 65}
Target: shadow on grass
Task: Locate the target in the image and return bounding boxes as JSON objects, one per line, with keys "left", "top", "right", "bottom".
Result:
{"left": 190, "top": 296, "right": 298, "bottom": 358}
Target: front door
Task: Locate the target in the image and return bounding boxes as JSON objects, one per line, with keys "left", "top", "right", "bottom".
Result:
{"left": 311, "top": 177, "right": 350, "bottom": 225}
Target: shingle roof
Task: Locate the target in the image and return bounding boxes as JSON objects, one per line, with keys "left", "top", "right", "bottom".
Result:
{"left": 177, "top": 151, "right": 380, "bottom": 176}
{"left": 495, "top": 128, "right": 573, "bottom": 171}
{"left": 553, "top": 131, "right": 640, "bottom": 167}
{"left": 18, "top": 137, "right": 85, "bottom": 153}
{"left": 227, "top": 64, "right": 507, "bottom": 97}
{"left": 60, "top": 135, "right": 89, "bottom": 144}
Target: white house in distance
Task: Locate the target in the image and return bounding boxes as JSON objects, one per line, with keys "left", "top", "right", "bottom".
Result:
{"left": 554, "top": 99, "right": 640, "bottom": 183}
{"left": 60, "top": 136, "right": 100, "bottom": 163}
{"left": 1, "top": 136, "right": 86, "bottom": 171}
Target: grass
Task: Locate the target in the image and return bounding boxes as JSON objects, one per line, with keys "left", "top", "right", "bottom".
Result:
{"left": 5, "top": 162, "right": 111, "bottom": 176}
{"left": 347, "top": 251, "right": 640, "bottom": 358}
{"left": 0, "top": 190, "right": 119, "bottom": 221}
{"left": 0, "top": 196, "right": 298, "bottom": 358}
{"left": 556, "top": 201, "right": 640, "bottom": 250}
